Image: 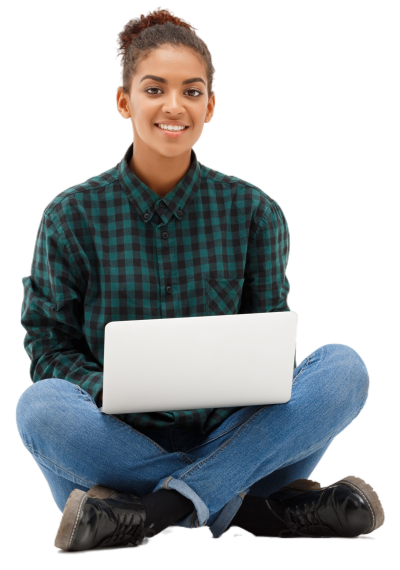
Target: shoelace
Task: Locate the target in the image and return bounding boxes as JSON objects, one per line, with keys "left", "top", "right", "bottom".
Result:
{"left": 97, "top": 508, "right": 156, "bottom": 548}
{"left": 265, "top": 493, "right": 332, "bottom": 538}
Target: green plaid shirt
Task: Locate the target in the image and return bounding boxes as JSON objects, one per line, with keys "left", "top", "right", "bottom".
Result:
{"left": 21, "top": 142, "right": 296, "bottom": 434}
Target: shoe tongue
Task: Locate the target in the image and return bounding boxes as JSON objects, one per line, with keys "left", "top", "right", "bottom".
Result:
{"left": 282, "top": 479, "right": 321, "bottom": 491}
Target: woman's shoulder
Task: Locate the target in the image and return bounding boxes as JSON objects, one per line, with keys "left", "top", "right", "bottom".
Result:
{"left": 199, "top": 161, "right": 281, "bottom": 219}
{"left": 43, "top": 166, "right": 118, "bottom": 220}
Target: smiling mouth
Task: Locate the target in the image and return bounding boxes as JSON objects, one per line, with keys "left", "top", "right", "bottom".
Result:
{"left": 155, "top": 124, "right": 189, "bottom": 131}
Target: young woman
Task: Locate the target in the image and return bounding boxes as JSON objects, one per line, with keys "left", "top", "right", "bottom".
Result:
{"left": 16, "top": 9, "right": 384, "bottom": 551}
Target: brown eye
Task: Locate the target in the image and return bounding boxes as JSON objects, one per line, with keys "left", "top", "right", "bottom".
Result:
{"left": 185, "top": 89, "right": 202, "bottom": 97}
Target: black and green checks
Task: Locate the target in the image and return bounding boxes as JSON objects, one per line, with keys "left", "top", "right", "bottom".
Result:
{"left": 21, "top": 142, "right": 296, "bottom": 434}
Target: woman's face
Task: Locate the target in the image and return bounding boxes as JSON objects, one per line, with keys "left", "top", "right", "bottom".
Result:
{"left": 117, "top": 45, "right": 215, "bottom": 158}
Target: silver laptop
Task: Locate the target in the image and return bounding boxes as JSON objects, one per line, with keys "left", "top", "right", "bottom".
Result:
{"left": 101, "top": 311, "right": 298, "bottom": 415}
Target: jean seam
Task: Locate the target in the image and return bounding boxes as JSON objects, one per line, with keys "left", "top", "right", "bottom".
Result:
{"left": 292, "top": 355, "right": 311, "bottom": 387}
{"left": 27, "top": 448, "right": 97, "bottom": 489}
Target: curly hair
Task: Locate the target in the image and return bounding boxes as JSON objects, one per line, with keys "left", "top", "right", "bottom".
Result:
{"left": 117, "top": 7, "right": 215, "bottom": 98}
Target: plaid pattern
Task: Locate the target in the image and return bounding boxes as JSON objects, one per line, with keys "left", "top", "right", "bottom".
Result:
{"left": 21, "top": 142, "right": 296, "bottom": 434}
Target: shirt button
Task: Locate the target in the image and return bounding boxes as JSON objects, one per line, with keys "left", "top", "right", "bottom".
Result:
{"left": 162, "top": 231, "right": 169, "bottom": 239}
{"left": 177, "top": 210, "right": 182, "bottom": 217}
{"left": 165, "top": 285, "right": 172, "bottom": 294}
{"left": 144, "top": 212, "right": 149, "bottom": 219}
{"left": 160, "top": 201, "right": 166, "bottom": 208}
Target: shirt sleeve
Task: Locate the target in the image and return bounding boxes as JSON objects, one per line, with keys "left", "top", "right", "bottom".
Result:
{"left": 21, "top": 211, "right": 104, "bottom": 405}
{"left": 239, "top": 199, "right": 297, "bottom": 369}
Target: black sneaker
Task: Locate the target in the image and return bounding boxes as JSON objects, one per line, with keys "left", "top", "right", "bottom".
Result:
{"left": 265, "top": 476, "right": 384, "bottom": 538}
{"left": 55, "top": 485, "right": 155, "bottom": 551}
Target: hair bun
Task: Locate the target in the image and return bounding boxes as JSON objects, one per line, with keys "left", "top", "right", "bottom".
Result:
{"left": 118, "top": 8, "right": 196, "bottom": 64}
{"left": 137, "top": 6, "right": 190, "bottom": 34}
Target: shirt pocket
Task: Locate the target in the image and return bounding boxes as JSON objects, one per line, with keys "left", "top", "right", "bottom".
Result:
{"left": 206, "top": 277, "right": 245, "bottom": 316}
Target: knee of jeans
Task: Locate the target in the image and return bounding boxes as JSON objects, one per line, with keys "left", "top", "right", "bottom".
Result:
{"left": 322, "top": 343, "right": 369, "bottom": 406}
{"left": 16, "top": 378, "right": 73, "bottom": 449}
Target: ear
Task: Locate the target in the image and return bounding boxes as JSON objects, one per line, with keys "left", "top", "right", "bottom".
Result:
{"left": 205, "top": 92, "right": 215, "bottom": 123}
{"left": 116, "top": 87, "right": 131, "bottom": 119}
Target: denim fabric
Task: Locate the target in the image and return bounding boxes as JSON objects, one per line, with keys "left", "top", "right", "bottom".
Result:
{"left": 16, "top": 343, "right": 369, "bottom": 538}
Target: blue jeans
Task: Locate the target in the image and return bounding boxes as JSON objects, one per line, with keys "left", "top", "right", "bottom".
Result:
{"left": 16, "top": 343, "right": 369, "bottom": 538}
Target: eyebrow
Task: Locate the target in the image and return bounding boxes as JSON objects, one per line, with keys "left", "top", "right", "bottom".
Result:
{"left": 139, "top": 74, "right": 206, "bottom": 86}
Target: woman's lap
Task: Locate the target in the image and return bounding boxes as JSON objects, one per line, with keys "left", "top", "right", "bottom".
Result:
{"left": 16, "top": 343, "right": 369, "bottom": 536}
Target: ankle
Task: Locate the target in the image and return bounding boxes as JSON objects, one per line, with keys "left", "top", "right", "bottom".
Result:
{"left": 229, "top": 495, "right": 286, "bottom": 537}
{"left": 141, "top": 489, "right": 194, "bottom": 535}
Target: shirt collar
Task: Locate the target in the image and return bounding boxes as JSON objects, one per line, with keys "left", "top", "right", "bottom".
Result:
{"left": 118, "top": 141, "right": 201, "bottom": 223}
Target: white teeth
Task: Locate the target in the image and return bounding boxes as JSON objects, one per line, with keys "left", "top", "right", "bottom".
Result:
{"left": 157, "top": 124, "right": 186, "bottom": 131}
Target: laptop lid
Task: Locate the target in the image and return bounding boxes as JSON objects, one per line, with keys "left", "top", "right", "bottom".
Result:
{"left": 101, "top": 311, "right": 297, "bottom": 415}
